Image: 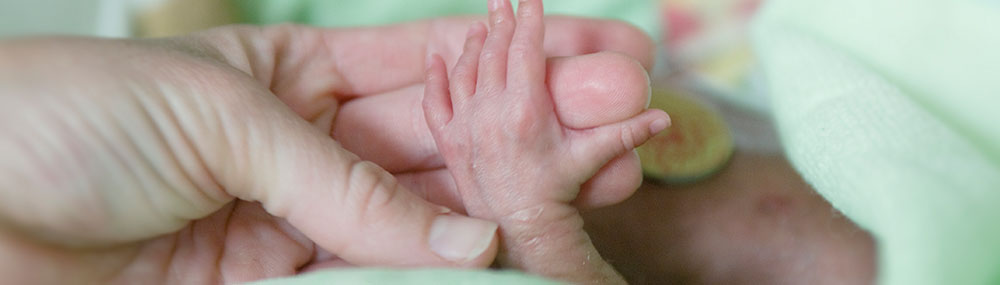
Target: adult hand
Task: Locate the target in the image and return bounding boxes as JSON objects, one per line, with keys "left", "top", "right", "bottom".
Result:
{"left": 0, "top": 15, "right": 654, "bottom": 283}
{"left": 0, "top": 34, "right": 502, "bottom": 283}
{"left": 318, "top": 16, "right": 656, "bottom": 212}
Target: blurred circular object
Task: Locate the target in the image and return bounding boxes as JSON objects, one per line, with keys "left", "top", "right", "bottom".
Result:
{"left": 638, "top": 88, "right": 734, "bottom": 184}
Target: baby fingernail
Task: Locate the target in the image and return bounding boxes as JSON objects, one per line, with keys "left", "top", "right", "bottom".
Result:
{"left": 489, "top": 0, "right": 501, "bottom": 11}
{"left": 650, "top": 118, "right": 670, "bottom": 134}
{"left": 429, "top": 214, "right": 498, "bottom": 262}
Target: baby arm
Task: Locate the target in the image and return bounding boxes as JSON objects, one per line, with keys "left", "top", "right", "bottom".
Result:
{"left": 421, "top": 0, "right": 669, "bottom": 283}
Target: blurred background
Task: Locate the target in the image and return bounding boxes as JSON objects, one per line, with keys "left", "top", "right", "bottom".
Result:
{"left": 0, "top": 0, "right": 780, "bottom": 165}
{"left": 0, "top": 0, "right": 761, "bottom": 110}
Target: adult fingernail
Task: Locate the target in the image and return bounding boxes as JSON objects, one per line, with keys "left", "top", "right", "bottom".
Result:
{"left": 650, "top": 118, "right": 670, "bottom": 134}
{"left": 429, "top": 214, "right": 498, "bottom": 262}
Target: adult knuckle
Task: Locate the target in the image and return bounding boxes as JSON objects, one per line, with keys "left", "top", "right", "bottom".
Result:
{"left": 343, "top": 160, "right": 401, "bottom": 221}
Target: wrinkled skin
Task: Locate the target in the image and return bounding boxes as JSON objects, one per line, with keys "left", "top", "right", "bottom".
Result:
{"left": 0, "top": 14, "right": 655, "bottom": 284}
{"left": 421, "top": 0, "right": 667, "bottom": 283}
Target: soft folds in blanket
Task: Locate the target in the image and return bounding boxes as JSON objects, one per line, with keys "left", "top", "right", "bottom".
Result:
{"left": 752, "top": 0, "right": 1000, "bottom": 284}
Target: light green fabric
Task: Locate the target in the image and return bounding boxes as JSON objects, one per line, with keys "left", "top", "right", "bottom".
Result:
{"left": 752, "top": 0, "right": 1000, "bottom": 284}
{"left": 251, "top": 269, "right": 560, "bottom": 285}
{"left": 234, "top": 0, "right": 660, "bottom": 39}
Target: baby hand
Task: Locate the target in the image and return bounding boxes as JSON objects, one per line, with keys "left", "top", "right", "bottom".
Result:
{"left": 421, "top": 0, "right": 668, "bottom": 283}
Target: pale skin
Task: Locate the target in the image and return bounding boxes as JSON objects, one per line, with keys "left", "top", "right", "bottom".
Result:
{"left": 422, "top": 0, "right": 668, "bottom": 283}
{"left": 0, "top": 4, "right": 880, "bottom": 285}
{"left": 0, "top": 12, "right": 656, "bottom": 285}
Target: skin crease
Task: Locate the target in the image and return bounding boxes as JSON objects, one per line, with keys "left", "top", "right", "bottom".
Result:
{"left": 0, "top": 14, "right": 658, "bottom": 284}
{"left": 421, "top": 0, "right": 668, "bottom": 283}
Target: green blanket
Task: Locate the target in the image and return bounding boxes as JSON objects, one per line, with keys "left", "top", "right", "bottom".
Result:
{"left": 753, "top": 0, "right": 1000, "bottom": 284}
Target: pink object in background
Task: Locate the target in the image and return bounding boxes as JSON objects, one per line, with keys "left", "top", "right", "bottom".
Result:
{"left": 734, "top": 0, "right": 761, "bottom": 20}
{"left": 657, "top": 0, "right": 763, "bottom": 97}
{"left": 664, "top": 5, "right": 702, "bottom": 48}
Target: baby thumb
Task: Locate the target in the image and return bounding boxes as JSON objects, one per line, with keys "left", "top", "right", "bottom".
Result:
{"left": 203, "top": 88, "right": 498, "bottom": 268}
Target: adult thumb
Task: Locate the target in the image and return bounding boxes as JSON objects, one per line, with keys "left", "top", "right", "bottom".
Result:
{"left": 199, "top": 83, "right": 498, "bottom": 268}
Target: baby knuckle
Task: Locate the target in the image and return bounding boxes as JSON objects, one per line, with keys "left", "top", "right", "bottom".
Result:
{"left": 507, "top": 106, "right": 539, "bottom": 133}
{"left": 619, "top": 125, "right": 640, "bottom": 151}
{"left": 479, "top": 50, "right": 503, "bottom": 63}
{"left": 507, "top": 43, "right": 534, "bottom": 58}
